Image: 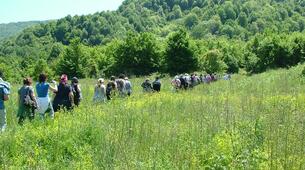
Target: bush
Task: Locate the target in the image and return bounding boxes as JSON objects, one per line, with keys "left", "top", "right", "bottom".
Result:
{"left": 200, "top": 50, "right": 227, "bottom": 74}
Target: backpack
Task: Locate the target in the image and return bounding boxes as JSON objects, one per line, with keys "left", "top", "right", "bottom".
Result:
{"left": 106, "top": 83, "right": 113, "bottom": 95}
{"left": 72, "top": 85, "right": 82, "bottom": 101}
{"left": 152, "top": 80, "right": 161, "bottom": 91}
{"left": 116, "top": 79, "right": 124, "bottom": 91}
{"left": 23, "top": 87, "right": 35, "bottom": 107}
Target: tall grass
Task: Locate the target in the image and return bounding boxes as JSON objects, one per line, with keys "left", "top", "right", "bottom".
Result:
{"left": 0, "top": 66, "right": 305, "bottom": 169}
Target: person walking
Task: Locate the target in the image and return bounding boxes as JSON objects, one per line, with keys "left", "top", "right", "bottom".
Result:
{"left": 0, "top": 71, "right": 10, "bottom": 132}
{"left": 53, "top": 74, "right": 74, "bottom": 112}
{"left": 71, "top": 77, "right": 82, "bottom": 107}
{"left": 35, "top": 73, "right": 57, "bottom": 119}
{"left": 124, "top": 77, "right": 132, "bottom": 96}
{"left": 93, "top": 78, "right": 107, "bottom": 102}
{"left": 106, "top": 76, "right": 117, "bottom": 100}
{"left": 141, "top": 78, "right": 153, "bottom": 92}
{"left": 116, "top": 74, "right": 126, "bottom": 97}
{"left": 171, "top": 76, "right": 181, "bottom": 92}
{"left": 17, "top": 77, "right": 37, "bottom": 124}
{"left": 152, "top": 77, "right": 161, "bottom": 92}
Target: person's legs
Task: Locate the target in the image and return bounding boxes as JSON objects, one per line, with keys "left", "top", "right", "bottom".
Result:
{"left": 0, "top": 109, "right": 6, "bottom": 132}
{"left": 28, "top": 107, "right": 35, "bottom": 121}
{"left": 39, "top": 112, "right": 45, "bottom": 120}
{"left": 17, "top": 106, "right": 26, "bottom": 125}
{"left": 48, "top": 102, "right": 55, "bottom": 119}
{"left": 107, "top": 94, "right": 111, "bottom": 100}
{"left": 53, "top": 102, "right": 60, "bottom": 112}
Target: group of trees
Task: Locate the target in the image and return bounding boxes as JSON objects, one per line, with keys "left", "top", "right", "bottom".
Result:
{"left": 0, "top": 0, "right": 305, "bottom": 81}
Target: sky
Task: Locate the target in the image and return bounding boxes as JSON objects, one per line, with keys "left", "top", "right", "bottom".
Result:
{"left": 0, "top": 0, "right": 124, "bottom": 24}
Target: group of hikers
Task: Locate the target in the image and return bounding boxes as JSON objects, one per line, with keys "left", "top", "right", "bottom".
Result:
{"left": 0, "top": 71, "right": 230, "bottom": 132}
{"left": 170, "top": 73, "right": 229, "bottom": 91}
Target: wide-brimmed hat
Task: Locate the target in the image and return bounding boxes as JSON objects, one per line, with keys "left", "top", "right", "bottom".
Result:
{"left": 98, "top": 78, "right": 104, "bottom": 83}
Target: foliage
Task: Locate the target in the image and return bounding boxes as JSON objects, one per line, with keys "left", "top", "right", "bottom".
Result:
{"left": 165, "top": 29, "right": 197, "bottom": 75}
{"left": 0, "top": 0, "right": 305, "bottom": 79}
{"left": 0, "top": 21, "right": 45, "bottom": 40}
{"left": 30, "top": 59, "right": 54, "bottom": 81}
{"left": 112, "top": 32, "right": 161, "bottom": 75}
{"left": 200, "top": 50, "right": 227, "bottom": 74}
{"left": 55, "top": 38, "right": 95, "bottom": 78}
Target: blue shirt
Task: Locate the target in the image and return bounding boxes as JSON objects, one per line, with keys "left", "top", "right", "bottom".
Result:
{"left": 36, "top": 83, "right": 50, "bottom": 98}
{"left": 0, "top": 86, "right": 10, "bottom": 110}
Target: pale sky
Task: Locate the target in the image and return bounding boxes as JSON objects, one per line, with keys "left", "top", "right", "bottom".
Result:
{"left": 0, "top": 0, "right": 124, "bottom": 24}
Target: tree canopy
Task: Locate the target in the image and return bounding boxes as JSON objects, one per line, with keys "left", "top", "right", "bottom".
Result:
{"left": 0, "top": 0, "right": 305, "bottom": 81}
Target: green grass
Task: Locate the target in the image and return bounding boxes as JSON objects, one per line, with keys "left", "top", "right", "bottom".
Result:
{"left": 1, "top": 66, "right": 305, "bottom": 169}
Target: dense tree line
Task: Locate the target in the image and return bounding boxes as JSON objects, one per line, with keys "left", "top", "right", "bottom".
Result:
{"left": 0, "top": 0, "right": 305, "bottom": 81}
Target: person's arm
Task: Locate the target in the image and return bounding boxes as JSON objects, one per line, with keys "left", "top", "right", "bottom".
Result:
{"left": 68, "top": 87, "right": 74, "bottom": 104}
{"left": 93, "top": 85, "right": 98, "bottom": 99}
{"left": 102, "top": 85, "right": 106, "bottom": 94}
{"left": 77, "top": 85, "right": 81, "bottom": 93}
{"left": 49, "top": 81, "right": 58, "bottom": 93}
{"left": 49, "top": 85, "right": 57, "bottom": 93}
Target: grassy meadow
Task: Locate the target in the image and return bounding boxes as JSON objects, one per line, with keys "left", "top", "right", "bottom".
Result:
{"left": 0, "top": 66, "right": 305, "bottom": 169}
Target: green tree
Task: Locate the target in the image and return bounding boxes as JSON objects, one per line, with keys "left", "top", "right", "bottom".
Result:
{"left": 30, "top": 59, "right": 54, "bottom": 81}
{"left": 55, "top": 38, "right": 89, "bottom": 78}
{"left": 165, "top": 29, "right": 197, "bottom": 75}
{"left": 200, "top": 50, "right": 227, "bottom": 74}
{"left": 113, "top": 32, "right": 161, "bottom": 75}
{"left": 184, "top": 13, "right": 199, "bottom": 28}
{"left": 238, "top": 12, "right": 248, "bottom": 27}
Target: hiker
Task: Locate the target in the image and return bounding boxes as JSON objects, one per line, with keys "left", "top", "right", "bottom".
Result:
{"left": 179, "top": 75, "right": 187, "bottom": 90}
{"left": 0, "top": 71, "right": 10, "bottom": 132}
{"left": 206, "top": 75, "right": 210, "bottom": 83}
{"left": 53, "top": 74, "right": 74, "bottom": 112}
{"left": 71, "top": 77, "right": 82, "bottom": 106}
{"left": 35, "top": 73, "right": 57, "bottom": 119}
{"left": 171, "top": 76, "right": 181, "bottom": 92}
{"left": 124, "top": 77, "right": 132, "bottom": 96}
{"left": 152, "top": 77, "right": 161, "bottom": 92}
{"left": 116, "top": 74, "right": 126, "bottom": 97}
{"left": 106, "top": 76, "right": 117, "bottom": 100}
{"left": 190, "top": 74, "right": 197, "bottom": 88}
{"left": 17, "top": 77, "right": 37, "bottom": 124}
{"left": 141, "top": 78, "right": 153, "bottom": 92}
{"left": 93, "top": 78, "right": 106, "bottom": 102}
{"left": 211, "top": 74, "right": 217, "bottom": 82}
{"left": 199, "top": 74, "right": 204, "bottom": 83}
{"left": 224, "top": 74, "right": 231, "bottom": 80}
{"left": 185, "top": 74, "right": 191, "bottom": 88}
{"left": 195, "top": 74, "right": 201, "bottom": 85}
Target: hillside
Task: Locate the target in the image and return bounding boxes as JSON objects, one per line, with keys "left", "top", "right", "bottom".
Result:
{"left": 1, "top": 0, "right": 305, "bottom": 56}
{"left": 0, "top": 0, "right": 305, "bottom": 81}
{"left": 1, "top": 65, "right": 304, "bottom": 168}
{"left": 0, "top": 21, "right": 44, "bottom": 40}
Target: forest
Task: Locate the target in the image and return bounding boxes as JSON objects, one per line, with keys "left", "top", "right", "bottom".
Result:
{"left": 0, "top": 0, "right": 305, "bottom": 81}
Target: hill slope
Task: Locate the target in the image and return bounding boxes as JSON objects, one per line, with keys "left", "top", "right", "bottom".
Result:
{"left": 0, "top": 21, "right": 44, "bottom": 40}
{"left": 0, "top": 0, "right": 305, "bottom": 58}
